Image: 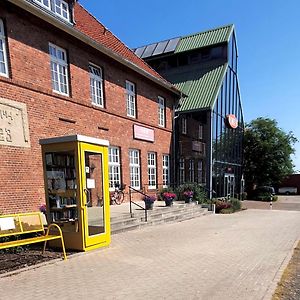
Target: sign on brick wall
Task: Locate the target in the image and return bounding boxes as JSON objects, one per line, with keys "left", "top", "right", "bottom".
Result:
{"left": 133, "top": 124, "right": 154, "bottom": 142}
{"left": 0, "top": 97, "right": 30, "bottom": 148}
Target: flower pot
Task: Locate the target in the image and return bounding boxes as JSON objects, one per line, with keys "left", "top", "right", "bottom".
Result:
{"left": 145, "top": 202, "right": 154, "bottom": 210}
{"left": 164, "top": 198, "right": 173, "bottom": 207}
{"left": 185, "top": 197, "right": 193, "bottom": 204}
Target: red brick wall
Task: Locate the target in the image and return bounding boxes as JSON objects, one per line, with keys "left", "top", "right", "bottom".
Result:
{"left": 0, "top": 3, "right": 177, "bottom": 214}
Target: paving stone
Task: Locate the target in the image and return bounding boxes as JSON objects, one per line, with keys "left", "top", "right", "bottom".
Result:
{"left": 1, "top": 209, "right": 300, "bottom": 299}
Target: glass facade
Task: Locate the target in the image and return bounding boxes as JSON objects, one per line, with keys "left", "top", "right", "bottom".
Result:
{"left": 211, "top": 33, "right": 244, "bottom": 197}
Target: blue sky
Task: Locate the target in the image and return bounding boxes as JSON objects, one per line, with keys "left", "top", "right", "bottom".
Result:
{"left": 79, "top": 0, "right": 300, "bottom": 172}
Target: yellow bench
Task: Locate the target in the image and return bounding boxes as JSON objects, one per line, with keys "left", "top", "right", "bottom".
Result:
{"left": 0, "top": 212, "right": 67, "bottom": 260}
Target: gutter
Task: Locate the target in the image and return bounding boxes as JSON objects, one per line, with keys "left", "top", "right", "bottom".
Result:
{"left": 8, "top": 0, "right": 181, "bottom": 97}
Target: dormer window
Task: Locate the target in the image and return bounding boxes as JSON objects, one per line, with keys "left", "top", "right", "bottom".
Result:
{"left": 34, "top": 0, "right": 70, "bottom": 22}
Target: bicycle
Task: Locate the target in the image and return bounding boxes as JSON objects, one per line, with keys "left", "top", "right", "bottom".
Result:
{"left": 110, "top": 183, "right": 126, "bottom": 205}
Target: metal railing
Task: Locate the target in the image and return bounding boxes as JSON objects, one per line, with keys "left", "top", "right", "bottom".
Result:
{"left": 128, "top": 186, "right": 149, "bottom": 222}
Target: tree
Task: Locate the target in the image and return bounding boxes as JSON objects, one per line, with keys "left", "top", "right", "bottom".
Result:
{"left": 244, "top": 117, "right": 298, "bottom": 191}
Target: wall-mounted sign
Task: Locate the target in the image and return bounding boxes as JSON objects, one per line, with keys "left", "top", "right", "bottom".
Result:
{"left": 225, "top": 114, "right": 238, "bottom": 129}
{"left": 192, "top": 141, "right": 202, "bottom": 152}
{"left": 133, "top": 124, "right": 154, "bottom": 142}
{"left": 0, "top": 97, "right": 30, "bottom": 148}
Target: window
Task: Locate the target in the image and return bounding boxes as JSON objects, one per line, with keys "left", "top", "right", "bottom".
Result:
{"left": 189, "top": 159, "right": 194, "bottom": 182}
{"left": 34, "top": 0, "right": 70, "bottom": 22}
{"left": 89, "top": 64, "right": 104, "bottom": 107}
{"left": 198, "top": 124, "right": 203, "bottom": 139}
{"left": 108, "top": 147, "right": 121, "bottom": 190}
{"left": 0, "top": 19, "right": 8, "bottom": 77}
{"left": 197, "top": 160, "right": 203, "bottom": 184}
{"left": 182, "top": 116, "right": 187, "bottom": 134}
{"left": 158, "top": 96, "right": 165, "bottom": 127}
{"left": 162, "top": 155, "right": 170, "bottom": 188}
{"left": 129, "top": 149, "right": 140, "bottom": 189}
{"left": 49, "top": 43, "right": 69, "bottom": 95}
{"left": 126, "top": 81, "right": 136, "bottom": 118}
{"left": 179, "top": 158, "right": 185, "bottom": 184}
{"left": 147, "top": 152, "right": 157, "bottom": 189}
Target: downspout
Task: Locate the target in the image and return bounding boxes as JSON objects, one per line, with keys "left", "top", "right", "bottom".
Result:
{"left": 208, "top": 110, "right": 213, "bottom": 199}
{"left": 172, "top": 93, "right": 182, "bottom": 187}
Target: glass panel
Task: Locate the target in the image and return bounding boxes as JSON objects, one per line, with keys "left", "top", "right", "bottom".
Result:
{"left": 84, "top": 152, "right": 105, "bottom": 236}
{"left": 45, "top": 151, "right": 78, "bottom": 232}
{"left": 20, "top": 215, "right": 43, "bottom": 231}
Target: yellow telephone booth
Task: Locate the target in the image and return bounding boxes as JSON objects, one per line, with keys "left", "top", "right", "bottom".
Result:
{"left": 40, "top": 135, "right": 110, "bottom": 251}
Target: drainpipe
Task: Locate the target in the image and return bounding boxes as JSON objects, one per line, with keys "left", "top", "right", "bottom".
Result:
{"left": 208, "top": 110, "right": 213, "bottom": 199}
{"left": 172, "top": 94, "right": 182, "bottom": 187}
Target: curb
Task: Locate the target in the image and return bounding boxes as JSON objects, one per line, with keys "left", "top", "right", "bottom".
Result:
{"left": 262, "top": 239, "right": 299, "bottom": 300}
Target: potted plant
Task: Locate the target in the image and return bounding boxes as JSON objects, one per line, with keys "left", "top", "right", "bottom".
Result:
{"left": 163, "top": 192, "right": 176, "bottom": 207}
{"left": 143, "top": 195, "right": 156, "bottom": 210}
{"left": 183, "top": 190, "right": 194, "bottom": 203}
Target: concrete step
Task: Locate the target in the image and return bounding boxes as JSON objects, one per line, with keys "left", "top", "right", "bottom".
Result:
{"left": 110, "top": 216, "right": 139, "bottom": 228}
{"left": 110, "top": 203, "right": 211, "bottom": 235}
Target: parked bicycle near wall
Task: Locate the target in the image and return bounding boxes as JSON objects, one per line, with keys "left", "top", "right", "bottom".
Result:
{"left": 110, "top": 183, "right": 126, "bottom": 205}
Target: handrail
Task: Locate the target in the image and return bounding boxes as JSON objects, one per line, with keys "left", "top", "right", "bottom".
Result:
{"left": 128, "top": 186, "right": 149, "bottom": 222}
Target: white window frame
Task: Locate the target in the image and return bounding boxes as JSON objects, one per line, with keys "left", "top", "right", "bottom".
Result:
{"left": 108, "top": 146, "right": 121, "bottom": 191}
{"left": 0, "top": 19, "right": 9, "bottom": 78}
{"left": 197, "top": 160, "right": 203, "bottom": 184}
{"left": 89, "top": 64, "right": 104, "bottom": 107}
{"left": 179, "top": 158, "right": 185, "bottom": 184}
{"left": 147, "top": 152, "right": 157, "bottom": 189}
{"left": 34, "top": 0, "right": 70, "bottom": 22}
{"left": 162, "top": 155, "right": 170, "bottom": 188}
{"left": 129, "top": 149, "right": 140, "bottom": 189}
{"left": 158, "top": 96, "right": 165, "bottom": 127}
{"left": 126, "top": 80, "right": 136, "bottom": 118}
{"left": 189, "top": 159, "right": 195, "bottom": 182}
{"left": 49, "top": 43, "right": 69, "bottom": 96}
{"left": 198, "top": 124, "right": 203, "bottom": 139}
{"left": 182, "top": 116, "right": 187, "bottom": 134}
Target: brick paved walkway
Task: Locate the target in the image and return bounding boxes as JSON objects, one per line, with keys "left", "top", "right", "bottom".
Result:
{"left": 1, "top": 209, "right": 300, "bottom": 300}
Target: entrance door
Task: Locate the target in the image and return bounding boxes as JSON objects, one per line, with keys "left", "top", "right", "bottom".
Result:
{"left": 224, "top": 174, "right": 235, "bottom": 198}
{"left": 80, "top": 143, "right": 110, "bottom": 249}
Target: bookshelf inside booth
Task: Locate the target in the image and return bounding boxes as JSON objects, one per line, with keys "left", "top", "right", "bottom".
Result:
{"left": 45, "top": 151, "right": 79, "bottom": 232}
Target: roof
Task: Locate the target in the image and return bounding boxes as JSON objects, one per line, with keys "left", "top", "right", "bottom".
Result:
{"left": 164, "top": 62, "right": 228, "bottom": 112}
{"left": 134, "top": 24, "right": 234, "bottom": 59}
{"left": 175, "top": 24, "right": 233, "bottom": 53}
{"left": 74, "top": 3, "right": 168, "bottom": 83}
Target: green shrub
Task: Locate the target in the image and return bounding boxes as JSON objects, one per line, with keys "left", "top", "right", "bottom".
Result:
{"left": 272, "top": 195, "right": 278, "bottom": 202}
{"left": 213, "top": 199, "right": 231, "bottom": 213}
{"left": 257, "top": 192, "right": 273, "bottom": 201}
{"left": 230, "top": 198, "right": 241, "bottom": 211}
{"left": 175, "top": 183, "right": 207, "bottom": 203}
{"left": 220, "top": 207, "right": 234, "bottom": 214}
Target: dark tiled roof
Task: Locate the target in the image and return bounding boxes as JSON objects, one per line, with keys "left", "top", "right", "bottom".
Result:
{"left": 74, "top": 3, "right": 167, "bottom": 83}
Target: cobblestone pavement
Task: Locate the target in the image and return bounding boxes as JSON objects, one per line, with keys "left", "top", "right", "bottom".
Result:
{"left": 242, "top": 195, "right": 300, "bottom": 211}
{"left": 1, "top": 209, "right": 300, "bottom": 300}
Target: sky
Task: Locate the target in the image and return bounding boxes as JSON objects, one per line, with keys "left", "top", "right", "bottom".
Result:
{"left": 79, "top": 0, "right": 300, "bottom": 172}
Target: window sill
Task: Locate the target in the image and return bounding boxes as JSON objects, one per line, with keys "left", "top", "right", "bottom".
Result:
{"left": 92, "top": 102, "right": 104, "bottom": 109}
{"left": 53, "top": 89, "right": 69, "bottom": 97}
{"left": 0, "top": 73, "right": 9, "bottom": 79}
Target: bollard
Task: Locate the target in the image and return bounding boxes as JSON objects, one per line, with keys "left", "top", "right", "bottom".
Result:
{"left": 270, "top": 200, "right": 272, "bottom": 210}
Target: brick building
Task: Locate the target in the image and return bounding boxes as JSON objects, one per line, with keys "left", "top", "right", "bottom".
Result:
{"left": 0, "top": 0, "right": 181, "bottom": 214}
{"left": 135, "top": 25, "right": 244, "bottom": 198}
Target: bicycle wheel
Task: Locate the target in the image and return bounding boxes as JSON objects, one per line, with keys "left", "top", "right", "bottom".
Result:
{"left": 114, "top": 191, "right": 124, "bottom": 205}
